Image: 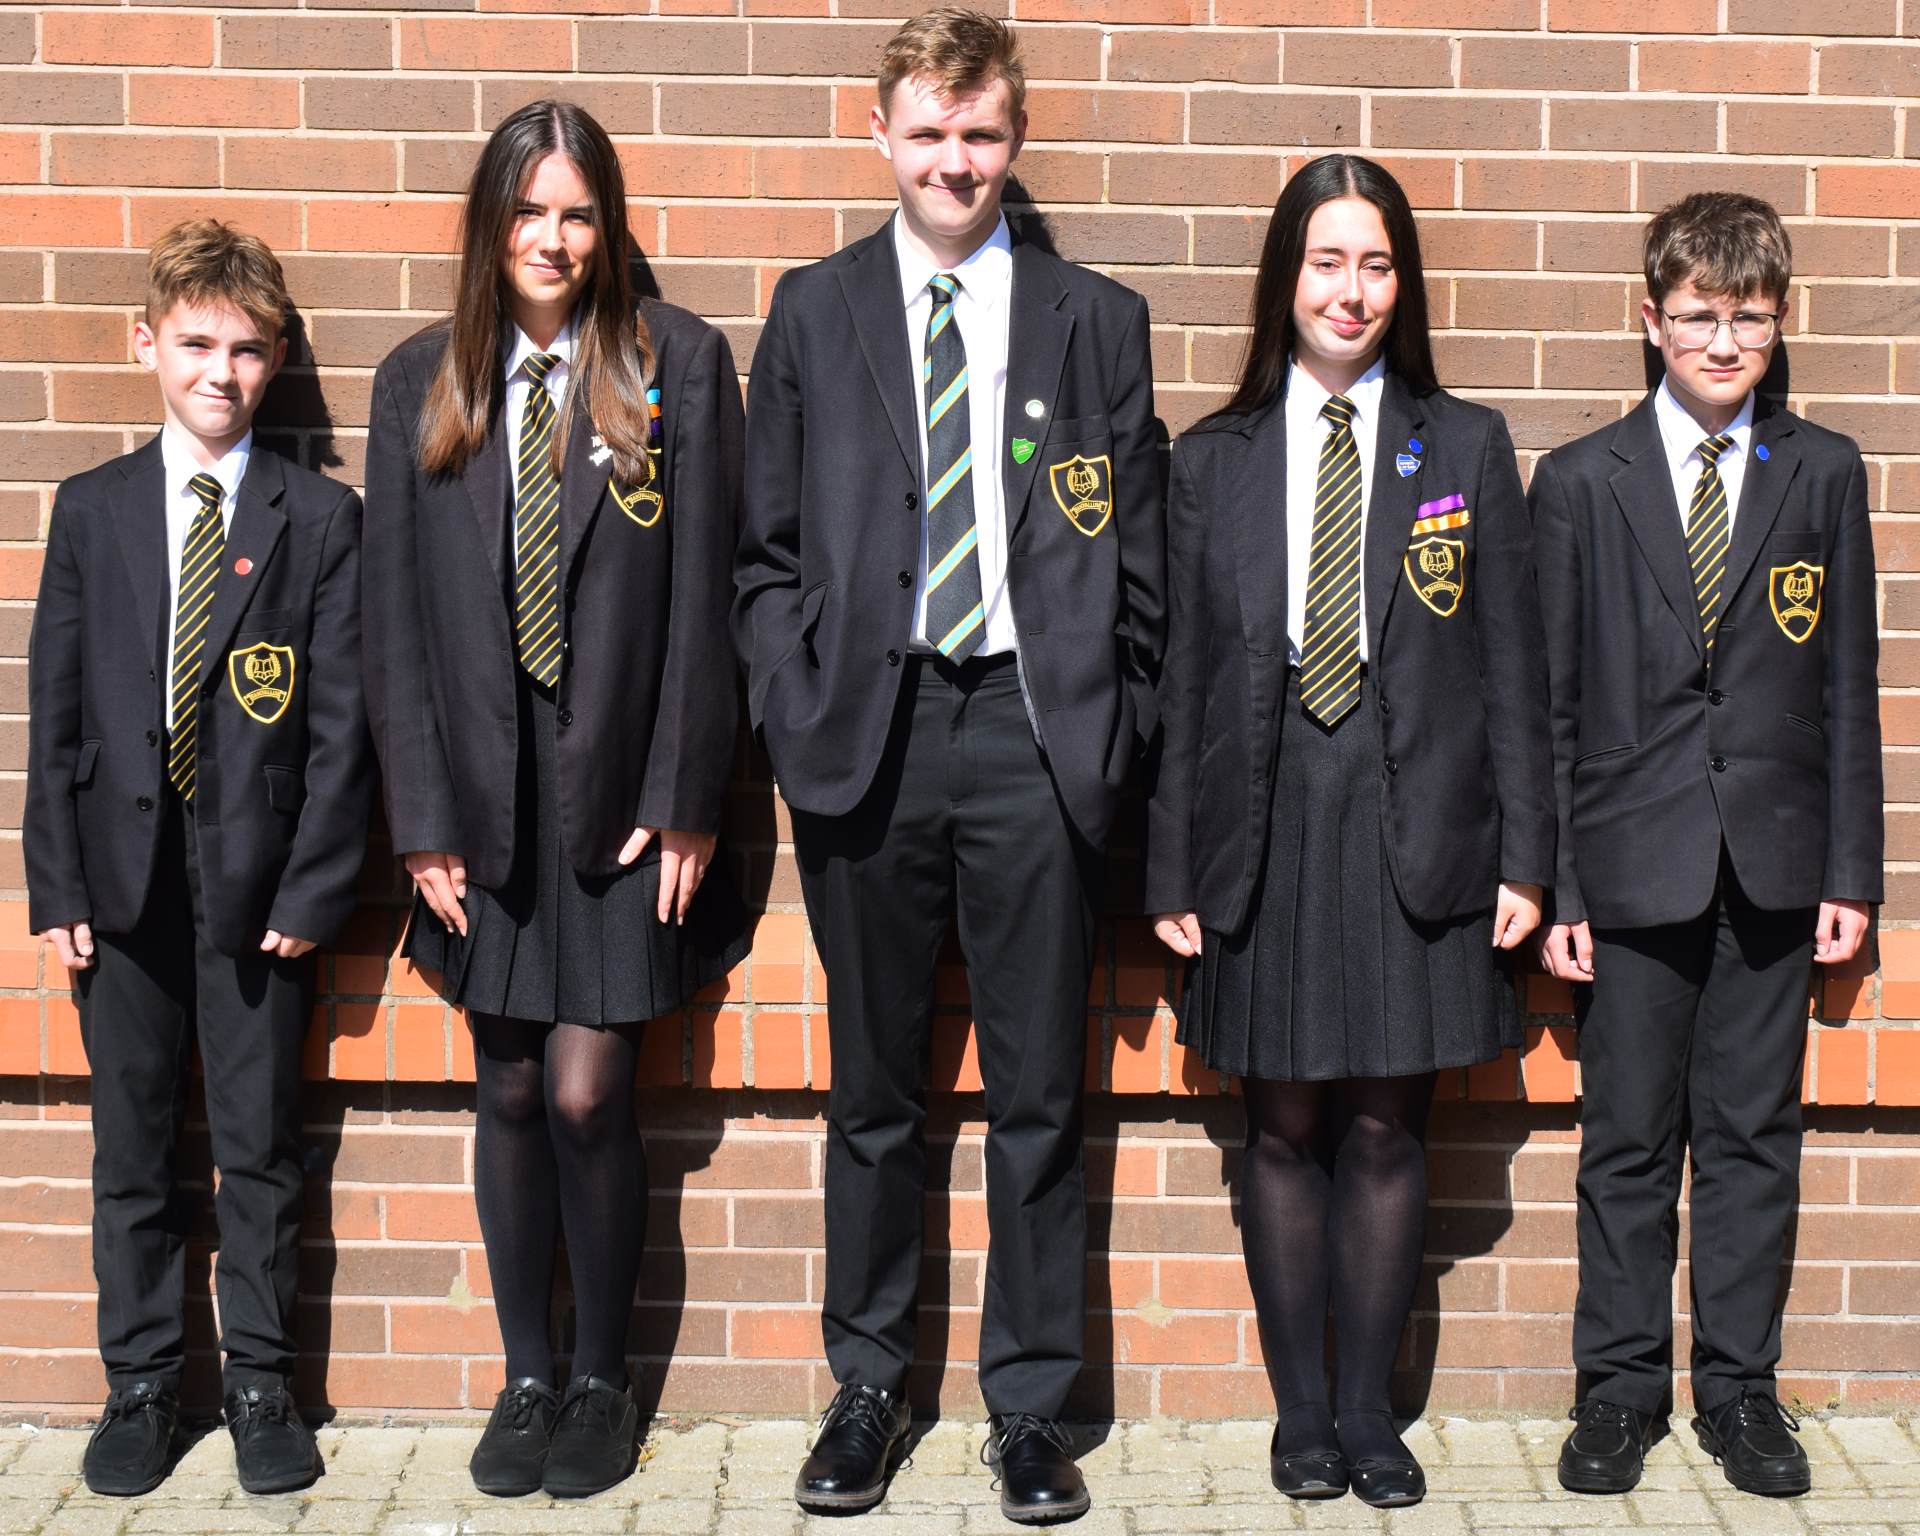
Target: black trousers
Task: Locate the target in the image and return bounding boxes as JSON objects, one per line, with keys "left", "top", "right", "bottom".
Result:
{"left": 792, "top": 654, "right": 1102, "bottom": 1418}
{"left": 1573, "top": 860, "right": 1815, "bottom": 1416}
{"left": 74, "top": 794, "right": 313, "bottom": 1394}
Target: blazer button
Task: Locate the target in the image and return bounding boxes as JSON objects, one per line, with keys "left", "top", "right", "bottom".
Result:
{"left": 904, "top": 492, "right": 918, "bottom": 510}
{"left": 897, "top": 571, "right": 912, "bottom": 588}
{"left": 1385, "top": 757, "right": 1399, "bottom": 775}
{"left": 145, "top": 730, "right": 158, "bottom": 746}
{"left": 136, "top": 796, "right": 153, "bottom": 812}
{"left": 1379, "top": 695, "right": 1391, "bottom": 715}
{"left": 557, "top": 708, "right": 574, "bottom": 728}
{"left": 886, "top": 649, "right": 901, "bottom": 667}
{"left": 1711, "top": 754, "right": 1728, "bottom": 772}
{"left": 1708, "top": 689, "right": 1724, "bottom": 705}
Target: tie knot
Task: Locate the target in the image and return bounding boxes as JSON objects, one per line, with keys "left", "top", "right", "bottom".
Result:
{"left": 929, "top": 273, "right": 959, "bottom": 307}
{"left": 187, "top": 472, "right": 223, "bottom": 512}
{"left": 1320, "top": 394, "right": 1356, "bottom": 429}
{"left": 1698, "top": 432, "right": 1735, "bottom": 466}
{"left": 525, "top": 351, "right": 561, "bottom": 385}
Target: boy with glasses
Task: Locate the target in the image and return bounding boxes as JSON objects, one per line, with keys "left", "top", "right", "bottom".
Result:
{"left": 1532, "top": 192, "right": 1881, "bottom": 1497}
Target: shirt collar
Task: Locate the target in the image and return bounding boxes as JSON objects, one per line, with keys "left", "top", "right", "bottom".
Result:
{"left": 160, "top": 423, "right": 252, "bottom": 506}
{"left": 1655, "top": 375, "right": 1754, "bottom": 474}
{"left": 894, "top": 212, "right": 1014, "bottom": 308}
{"left": 1284, "top": 353, "right": 1387, "bottom": 430}
{"left": 504, "top": 314, "right": 576, "bottom": 384}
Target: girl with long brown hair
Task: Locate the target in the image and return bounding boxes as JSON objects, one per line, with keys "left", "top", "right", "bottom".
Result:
{"left": 362, "top": 100, "right": 748, "bottom": 1498}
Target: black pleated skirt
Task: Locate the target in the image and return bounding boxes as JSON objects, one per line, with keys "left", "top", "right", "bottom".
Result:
{"left": 1177, "top": 668, "right": 1520, "bottom": 1082}
{"left": 405, "top": 673, "right": 750, "bottom": 1027}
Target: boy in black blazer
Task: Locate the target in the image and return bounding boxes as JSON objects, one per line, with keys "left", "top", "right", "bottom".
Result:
{"left": 1533, "top": 193, "right": 1881, "bottom": 1498}
{"left": 735, "top": 7, "right": 1162, "bottom": 1522}
{"left": 25, "top": 221, "right": 373, "bottom": 1498}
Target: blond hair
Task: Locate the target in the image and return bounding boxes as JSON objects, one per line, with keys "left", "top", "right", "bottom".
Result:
{"left": 878, "top": 6, "right": 1025, "bottom": 115}
{"left": 146, "top": 219, "right": 290, "bottom": 342}
{"left": 1643, "top": 192, "right": 1793, "bottom": 308}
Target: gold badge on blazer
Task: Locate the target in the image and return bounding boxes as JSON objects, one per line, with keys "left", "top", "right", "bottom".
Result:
{"left": 1049, "top": 453, "right": 1113, "bottom": 537}
{"left": 1769, "top": 561, "right": 1824, "bottom": 643}
{"left": 1405, "top": 536, "right": 1466, "bottom": 617}
{"left": 228, "top": 642, "right": 296, "bottom": 724}
{"left": 611, "top": 446, "right": 664, "bottom": 529}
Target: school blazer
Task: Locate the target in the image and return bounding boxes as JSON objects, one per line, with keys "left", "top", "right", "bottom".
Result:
{"left": 733, "top": 222, "right": 1165, "bottom": 848}
{"left": 1530, "top": 390, "right": 1882, "bottom": 929}
{"left": 24, "top": 440, "right": 374, "bottom": 956}
{"left": 1144, "top": 377, "right": 1556, "bottom": 934}
{"left": 361, "top": 300, "right": 742, "bottom": 887}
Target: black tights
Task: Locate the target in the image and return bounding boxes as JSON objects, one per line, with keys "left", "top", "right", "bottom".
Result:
{"left": 1240, "top": 1072, "right": 1434, "bottom": 1463}
{"left": 473, "top": 1014, "right": 648, "bottom": 1387}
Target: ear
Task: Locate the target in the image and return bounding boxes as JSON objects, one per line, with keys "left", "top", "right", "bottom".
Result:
{"left": 1009, "top": 107, "right": 1028, "bottom": 163}
{"left": 870, "top": 103, "right": 893, "bottom": 161}
{"left": 132, "top": 319, "right": 159, "bottom": 373}
{"left": 267, "top": 333, "right": 288, "bottom": 381}
{"left": 1638, "top": 294, "right": 1663, "bottom": 349}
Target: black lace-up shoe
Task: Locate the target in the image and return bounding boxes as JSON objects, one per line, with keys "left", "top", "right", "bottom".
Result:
{"left": 795, "top": 1384, "right": 910, "bottom": 1513}
{"left": 469, "top": 1377, "right": 560, "bottom": 1496}
{"left": 1694, "top": 1389, "right": 1810, "bottom": 1496}
{"left": 542, "top": 1375, "right": 639, "bottom": 1498}
{"left": 1558, "top": 1398, "right": 1657, "bottom": 1494}
{"left": 82, "top": 1381, "right": 179, "bottom": 1497}
{"left": 224, "top": 1384, "right": 321, "bottom": 1495}
{"left": 984, "top": 1414, "right": 1089, "bottom": 1524}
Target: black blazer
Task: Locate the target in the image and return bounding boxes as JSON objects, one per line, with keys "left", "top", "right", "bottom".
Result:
{"left": 1145, "top": 375, "right": 1555, "bottom": 933}
{"left": 1531, "top": 390, "right": 1882, "bottom": 928}
{"left": 361, "top": 299, "right": 742, "bottom": 888}
{"left": 25, "top": 439, "right": 374, "bottom": 957}
{"left": 733, "top": 221, "right": 1165, "bottom": 848}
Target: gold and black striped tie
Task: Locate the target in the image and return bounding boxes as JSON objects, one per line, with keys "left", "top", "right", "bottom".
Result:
{"left": 1298, "top": 394, "right": 1365, "bottom": 727}
{"left": 167, "top": 471, "right": 225, "bottom": 799}
{"left": 922, "top": 273, "right": 985, "bottom": 661}
{"left": 1688, "top": 431, "right": 1737, "bottom": 662}
{"left": 513, "top": 351, "right": 564, "bottom": 686}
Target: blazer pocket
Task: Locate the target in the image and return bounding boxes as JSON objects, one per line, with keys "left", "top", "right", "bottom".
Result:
{"left": 263, "top": 764, "right": 307, "bottom": 816}
{"left": 236, "top": 607, "right": 294, "bottom": 633}
{"left": 798, "top": 580, "right": 828, "bottom": 663}
{"left": 73, "top": 739, "right": 101, "bottom": 789}
{"left": 1573, "top": 742, "right": 1638, "bottom": 768}
{"left": 1783, "top": 712, "right": 1826, "bottom": 742}
{"left": 1044, "top": 411, "right": 1112, "bottom": 446}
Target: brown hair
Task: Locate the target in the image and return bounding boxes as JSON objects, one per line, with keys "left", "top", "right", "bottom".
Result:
{"left": 146, "top": 219, "right": 290, "bottom": 342}
{"left": 417, "top": 98, "right": 655, "bottom": 485}
{"left": 1643, "top": 191, "right": 1793, "bottom": 308}
{"left": 878, "top": 6, "right": 1026, "bottom": 116}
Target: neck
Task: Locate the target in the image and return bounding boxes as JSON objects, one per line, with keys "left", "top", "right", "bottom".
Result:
{"left": 897, "top": 204, "right": 999, "bottom": 275}
{"left": 511, "top": 301, "right": 570, "bottom": 352}
{"left": 1667, "top": 377, "right": 1746, "bottom": 436}
{"left": 1295, "top": 347, "right": 1378, "bottom": 399}
{"left": 166, "top": 417, "right": 246, "bottom": 471}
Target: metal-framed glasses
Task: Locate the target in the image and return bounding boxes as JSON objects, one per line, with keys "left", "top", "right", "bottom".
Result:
{"left": 1659, "top": 309, "right": 1782, "bottom": 349}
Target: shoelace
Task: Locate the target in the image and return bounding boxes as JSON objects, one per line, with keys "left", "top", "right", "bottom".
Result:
{"left": 1574, "top": 1399, "right": 1639, "bottom": 1431}
{"left": 559, "top": 1378, "right": 626, "bottom": 1433}
{"left": 1727, "top": 1388, "right": 1799, "bottom": 1436}
{"left": 500, "top": 1381, "right": 551, "bottom": 1432}
{"left": 92, "top": 1383, "right": 168, "bottom": 1443}
{"left": 982, "top": 1412, "right": 1074, "bottom": 1466}
{"left": 229, "top": 1390, "right": 291, "bottom": 1439}
{"left": 820, "top": 1385, "right": 895, "bottom": 1443}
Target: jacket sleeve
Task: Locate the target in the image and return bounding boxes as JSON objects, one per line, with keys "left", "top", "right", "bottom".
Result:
{"left": 734, "top": 274, "right": 807, "bottom": 732}
{"left": 265, "top": 486, "right": 375, "bottom": 945}
{"left": 361, "top": 359, "right": 462, "bottom": 857}
{"left": 1528, "top": 450, "right": 1586, "bottom": 924}
{"left": 1142, "top": 438, "right": 1205, "bottom": 916}
{"left": 24, "top": 489, "right": 91, "bottom": 932}
{"left": 1821, "top": 447, "right": 1884, "bottom": 903}
{"left": 1110, "top": 289, "right": 1167, "bottom": 732}
{"left": 639, "top": 323, "right": 745, "bottom": 835}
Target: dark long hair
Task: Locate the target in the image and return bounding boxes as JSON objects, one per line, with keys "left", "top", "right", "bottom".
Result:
{"left": 1219, "top": 154, "right": 1437, "bottom": 419}
{"left": 418, "top": 99, "right": 655, "bottom": 485}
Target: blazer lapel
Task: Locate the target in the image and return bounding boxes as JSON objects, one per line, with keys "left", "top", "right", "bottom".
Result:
{"left": 1608, "top": 394, "right": 1703, "bottom": 661}
{"left": 1004, "top": 241, "right": 1073, "bottom": 539}
{"left": 197, "top": 448, "right": 289, "bottom": 687}
{"left": 110, "top": 435, "right": 169, "bottom": 671}
{"left": 1229, "top": 399, "right": 1289, "bottom": 661}
{"left": 838, "top": 226, "right": 921, "bottom": 481}
{"left": 1720, "top": 400, "right": 1801, "bottom": 614}
{"left": 558, "top": 391, "right": 613, "bottom": 582}
{"left": 464, "top": 398, "right": 513, "bottom": 586}
{"left": 1363, "top": 373, "right": 1428, "bottom": 659}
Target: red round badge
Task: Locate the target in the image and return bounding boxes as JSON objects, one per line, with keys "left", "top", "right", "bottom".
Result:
{"left": 234, "top": 557, "right": 253, "bottom": 576}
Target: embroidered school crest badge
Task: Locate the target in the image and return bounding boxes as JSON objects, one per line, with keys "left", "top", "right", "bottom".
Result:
{"left": 1405, "top": 536, "right": 1466, "bottom": 617}
{"left": 1049, "top": 453, "right": 1113, "bottom": 537}
{"left": 228, "top": 642, "right": 295, "bottom": 724}
{"left": 1769, "top": 561, "right": 1824, "bottom": 644}
{"left": 612, "top": 446, "right": 664, "bottom": 529}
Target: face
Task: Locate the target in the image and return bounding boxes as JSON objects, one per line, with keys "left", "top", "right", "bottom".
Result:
{"left": 872, "top": 73, "right": 1025, "bottom": 257}
{"left": 133, "top": 299, "right": 285, "bottom": 455}
{"left": 501, "top": 151, "right": 598, "bottom": 336}
{"left": 1642, "top": 279, "right": 1785, "bottom": 423}
{"left": 1291, "top": 196, "right": 1398, "bottom": 381}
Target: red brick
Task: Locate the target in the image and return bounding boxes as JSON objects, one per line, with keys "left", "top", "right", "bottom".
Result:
{"left": 1018, "top": 0, "right": 1197, "bottom": 19}
{"left": 1729, "top": 0, "right": 1895, "bottom": 33}
{"left": 1374, "top": 97, "right": 1541, "bottom": 153}
{"left": 664, "top": 205, "right": 835, "bottom": 260}
{"left": 44, "top": 13, "right": 213, "bottom": 68}
{"left": 129, "top": 196, "right": 301, "bottom": 252}
{"left": 1550, "top": 0, "right": 1718, "bottom": 29}
{"left": 575, "top": 19, "right": 749, "bottom": 74}
{"left": 1731, "top": 103, "right": 1895, "bottom": 159}
{"left": 1459, "top": 37, "right": 1628, "bottom": 92}
{"left": 51, "top": 131, "right": 220, "bottom": 189}
{"left": 220, "top": 17, "right": 394, "bottom": 72}
{"left": 1031, "top": 87, "right": 1191, "bottom": 146}
{"left": 225, "top": 137, "right": 396, "bottom": 194}
{"left": 1551, "top": 99, "right": 1717, "bottom": 154}
{"left": 0, "top": 194, "right": 123, "bottom": 248}
{"left": 129, "top": 74, "right": 298, "bottom": 130}
{"left": 662, "top": 84, "right": 830, "bottom": 138}
{"left": 1286, "top": 32, "right": 1451, "bottom": 88}
{"left": 1639, "top": 41, "right": 1812, "bottom": 95}
{"left": 307, "top": 199, "right": 462, "bottom": 254}
{"left": 1819, "top": 44, "right": 1920, "bottom": 98}
{"left": 1109, "top": 28, "right": 1277, "bottom": 84}
{"left": 1820, "top": 165, "right": 1920, "bottom": 219}
{"left": 1188, "top": 91, "right": 1358, "bottom": 149}
{"left": 399, "top": 18, "right": 572, "bottom": 72}
{"left": 1464, "top": 158, "right": 1628, "bottom": 213}
{"left": 0, "top": 71, "right": 123, "bottom": 127}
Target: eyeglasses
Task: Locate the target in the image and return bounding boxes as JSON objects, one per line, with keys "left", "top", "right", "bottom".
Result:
{"left": 1659, "top": 309, "right": 1782, "bottom": 349}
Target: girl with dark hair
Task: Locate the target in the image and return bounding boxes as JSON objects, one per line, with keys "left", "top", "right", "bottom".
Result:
{"left": 362, "top": 99, "right": 748, "bottom": 1497}
{"left": 1145, "top": 155, "right": 1554, "bottom": 1507}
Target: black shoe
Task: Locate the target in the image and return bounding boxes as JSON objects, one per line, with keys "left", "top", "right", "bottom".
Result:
{"left": 1558, "top": 1398, "right": 1657, "bottom": 1494}
{"left": 985, "top": 1414, "right": 1089, "bottom": 1524}
{"left": 1347, "top": 1455, "right": 1424, "bottom": 1508}
{"left": 795, "top": 1383, "right": 910, "bottom": 1513}
{"left": 82, "top": 1381, "right": 178, "bottom": 1497}
{"left": 469, "top": 1377, "right": 560, "bottom": 1496}
{"left": 542, "top": 1375, "right": 640, "bottom": 1498}
{"left": 1269, "top": 1423, "right": 1346, "bottom": 1500}
{"left": 1694, "top": 1389, "right": 1810, "bottom": 1496}
{"left": 224, "top": 1384, "right": 321, "bottom": 1495}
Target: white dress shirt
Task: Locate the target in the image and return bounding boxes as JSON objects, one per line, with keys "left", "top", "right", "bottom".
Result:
{"left": 895, "top": 212, "right": 1017, "bottom": 656}
{"left": 1284, "top": 355, "right": 1386, "bottom": 665}
{"left": 1654, "top": 375, "right": 1753, "bottom": 534}
{"left": 504, "top": 316, "right": 575, "bottom": 533}
{"left": 160, "top": 424, "right": 250, "bottom": 729}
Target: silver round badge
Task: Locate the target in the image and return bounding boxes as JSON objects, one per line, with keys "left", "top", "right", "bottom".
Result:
{"left": 1024, "top": 399, "right": 1045, "bottom": 419}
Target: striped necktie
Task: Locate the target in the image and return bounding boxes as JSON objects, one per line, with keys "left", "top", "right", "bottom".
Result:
{"left": 1688, "top": 431, "right": 1736, "bottom": 662}
{"left": 1298, "top": 393, "right": 1365, "bottom": 727}
{"left": 168, "top": 471, "right": 225, "bottom": 799}
{"left": 922, "top": 273, "right": 985, "bottom": 661}
{"left": 513, "top": 351, "right": 564, "bottom": 686}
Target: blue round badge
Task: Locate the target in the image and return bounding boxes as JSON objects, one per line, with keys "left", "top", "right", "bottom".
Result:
{"left": 1408, "top": 438, "right": 1423, "bottom": 454}
{"left": 1756, "top": 443, "right": 1770, "bottom": 461}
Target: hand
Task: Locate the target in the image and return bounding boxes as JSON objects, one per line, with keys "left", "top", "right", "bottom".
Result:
{"left": 619, "top": 826, "right": 717, "bottom": 926}
{"left": 260, "top": 931, "right": 317, "bottom": 960}
{"left": 1538, "top": 919, "right": 1594, "bottom": 981}
{"left": 1152, "top": 911, "right": 1203, "bottom": 958}
{"left": 40, "top": 922, "right": 94, "bottom": 971}
{"left": 1493, "top": 881, "right": 1544, "bottom": 950}
{"left": 1814, "top": 899, "right": 1870, "bottom": 966}
{"left": 404, "top": 850, "right": 469, "bottom": 937}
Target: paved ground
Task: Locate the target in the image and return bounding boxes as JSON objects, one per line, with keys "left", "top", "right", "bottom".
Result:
{"left": 0, "top": 1414, "right": 1915, "bottom": 1535}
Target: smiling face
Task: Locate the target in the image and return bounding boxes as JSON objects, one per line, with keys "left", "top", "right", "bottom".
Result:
{"left": 501, "top": 151, "right": 598, "bottom": 345}
{"left": 872, "top": 72, "right": 1025, "bottom": 269}
{"left": 1289, "top": 195, "right": 1399, "bottom": 394}
{"left": 1643, "top": 278, "right": 1786, "bottom": 433}
{"left": 133, "top": 299, "right": 285, "bottom": 464}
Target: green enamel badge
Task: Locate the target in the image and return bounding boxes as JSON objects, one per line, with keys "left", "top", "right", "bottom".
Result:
{"left": 1011, "top": 438, "right": 1035, "bottom": 464}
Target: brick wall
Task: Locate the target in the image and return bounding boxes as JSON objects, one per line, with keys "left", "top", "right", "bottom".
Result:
{"left": 3, "top": 0, "right": 1920, "bottom": 1421}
